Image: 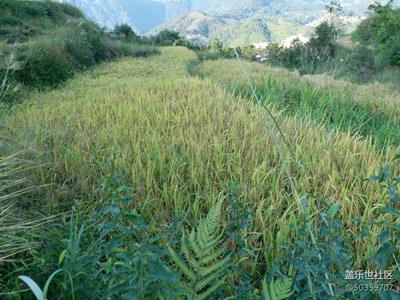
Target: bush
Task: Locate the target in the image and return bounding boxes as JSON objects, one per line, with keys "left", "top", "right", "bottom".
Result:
{"left": 15, "top": 39, "right": 75, "bottom": 88}
{"left": 150, "top": 29, "right": 193, "bottom": 47}
{"left": 353, "top": 1, "right": 400, "bottom": 69}
{"left": 0, "top": 1, "right": 161, "bottom": 95}
{"left": 114, "top": 23, "right": 141, "bottom": 43}
{"left": 120, "top": 43, "right": 160, "bottom": 58}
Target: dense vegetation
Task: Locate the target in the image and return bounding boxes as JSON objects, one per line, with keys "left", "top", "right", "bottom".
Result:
{"left": 0, "top": 1, "right": 399, "bottom": 299}
{"left": 0, "top": 0, "right": 162, "bottom": 103}
{"left": 257, "top": 1, "right": 400, "bottom": 86}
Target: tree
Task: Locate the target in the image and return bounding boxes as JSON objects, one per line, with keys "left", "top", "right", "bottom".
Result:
{"left": 309, "top": 21, "right": 338, "bottom": 60}
{"left": 353, "top": 0, "right": 400, "bottom": 68}
{"left": 152, "top": 29, "right": 184, "bottom": 46}
{"left": 210, "top": 37, "right": 222, "bottom": 52}
{"left": 325, "top": 0, "right": 345, "bottom": 40}
{"left": 114, "top": 23, "right": 140, "bottom": 43}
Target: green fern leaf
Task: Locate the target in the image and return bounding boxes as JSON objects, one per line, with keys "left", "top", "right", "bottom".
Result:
{"left": 262, "top": 276, "right": 294, "bottom": 300}
{"left": 168, "top": 198, "right": 229, "bottom": 299}
{"left": 199, "top": 247, "right": 225, "bottom": 265}
{"left": 196, "top": 275, "right": 228, "bottom": 300}
{"left": 204, "top": 231, "right": 225, "bottom": 250}
{"left": 181, "top": 233, "right": 199, "bottom": 270}
{"left": 189, "top": 229, "right": 203, "bottom": 257}
{"left": 196, "top": 261, "right": 231, "bottom": 291}
{"left": 198, "top": 254, "right": 231, "bottom": 277}
{"left": 167, "top": 245, "right": 195, "bottom": 281}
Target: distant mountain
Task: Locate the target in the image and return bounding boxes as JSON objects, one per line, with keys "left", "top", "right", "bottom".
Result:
{"left": 64, "top": 0, "right": 400, "bottom": 44}
{"left": 65, "top": 0, "right": 166, "bottom": 34}
{"left": 148, "top": 11, "right": 236, "bottom": 44}
{"left": 215, "top": 18, "right": 271, "bottom": 47}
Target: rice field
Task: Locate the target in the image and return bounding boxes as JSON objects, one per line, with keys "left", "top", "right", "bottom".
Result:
{"left": 1, "top": 47, "right": 398, "bottom": 272}
{"left": 198, "top": 59, "right": 400, "bottom": 149}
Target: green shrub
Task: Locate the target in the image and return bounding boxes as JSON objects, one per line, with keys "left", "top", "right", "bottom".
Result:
{"left": 47, "top": 1, "right": 84, "bottom": 20}
{"left": 150, "top": 29, "right": 194, "bottom": 48}
{"left": 15, "top": 39, "right": 75, "bottom": 88}
{"left": 120, "top": 43, "right": 160, "bottom": 58}
{"left": 353, "top": 1, "right": 400, "bottom": 69}
{"left": 114, "top": 23, "right": 141, "bottom": 43}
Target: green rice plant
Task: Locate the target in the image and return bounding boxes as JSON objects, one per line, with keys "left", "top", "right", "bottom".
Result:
{"left": 168, "top": 197, "right": 232, "bottom": 299}
{"left": 198, "top": 59, "right": 400, "bottom": 149}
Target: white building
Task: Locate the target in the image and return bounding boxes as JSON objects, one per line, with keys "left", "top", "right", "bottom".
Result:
{"left": 280, "top": 35, "right": 310, "bottom": 48}
{"left": 252, "top": 41, "right": 269, "bottom": 49}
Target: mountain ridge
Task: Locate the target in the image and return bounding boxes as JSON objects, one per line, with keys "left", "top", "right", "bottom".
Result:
{"left": 63, "top": 0, "right": 400, "bottom": 44}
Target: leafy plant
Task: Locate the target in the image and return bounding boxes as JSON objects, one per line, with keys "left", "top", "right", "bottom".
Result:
{"left": 261, "top": 276, "right": 294, "bottom": 300}
{"left": 226, "top": 185, "right": 255, "bottom": 298}
{"left": 114, "top": 23, "right": 140, "bottom": 43}
{"left": 272, "top": 199, "right": 354, "bottom": 299}
{"left": 168, "top": 197, "right": 232, "bottom": 299}
{"left": 18, "top": 269, "right": 74, "bottom": 300}
{"left": 368, "top": 155, "right": 400, "bottom": 282}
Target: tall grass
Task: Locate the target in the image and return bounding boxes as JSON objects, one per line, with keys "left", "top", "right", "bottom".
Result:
{"left": 2, "top": 47, "right": 397, "bottom": 274}
{"left": 197, "top": 59, "right": 400, "bottom": 149}
{"left": 0, "top": 151, "right": 45, "bottom": 264}
{"left": 0, "top": 0, "right": 160, "bottom": 92}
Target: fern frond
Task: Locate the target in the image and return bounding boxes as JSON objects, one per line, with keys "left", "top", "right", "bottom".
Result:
{"left": 199, "top": 247, "right": 225, "bottom": 265}
{"left": 203, "top": 231, "right": 225, "bottom": 250}
{"left": 196, "top": 275, "right": 228, "bottom": 300}
{"left": 262, "top": 276, "right": 294, "bottom": 300}
{"left": 181, "top": 233, "right": 199, "bottom": 270}
{"left": 167, "top": 245, "right": 195, "bottom": 281}
{"left": 168, "top": 197, "right": 230, "bottom": 299}
{"left": 189, "top": 229, "right": 202, "bottom": 257}
{"left": 196, "top": 261, "right": 231, "bottom": 291}
{"left": 198, "top": 254, "right": 231, "bottom": 277}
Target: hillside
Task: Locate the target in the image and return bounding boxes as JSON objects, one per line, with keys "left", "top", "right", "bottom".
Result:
{"left": 148, "top": 11, "right": 236, "bottom": 44}
{"left": 216, "top": 18, "right": 271, "bottom": 47}
{"left": 0, "top": 0, "right": 159, "bottom": 95}
{"left": 65, "top": 0, "right": 400, "bottom": 45}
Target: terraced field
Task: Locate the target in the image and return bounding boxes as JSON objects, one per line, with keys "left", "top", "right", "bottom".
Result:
{"left": 1, "top": 47, "right": 399, "bottom": 298}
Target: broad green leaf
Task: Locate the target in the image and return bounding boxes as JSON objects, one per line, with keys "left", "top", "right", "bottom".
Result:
{"left": 378, "top": 231, "right": 391, "bottom": 245}
{"left": 43, "top": 269, "right": 66, "bottom": 298}
{"left": 393, "top": 271, "right": 400, "bottom": 281}
{"left": 380, "top": 207, "right": 400, "bottom": 218}
{"left": 371, "top": 243, "right": 396, "bottom": 269}
{"left": 58, "top": 249, "right": 67, "bottom": 267}
{"left": 329, "top": 202, "right": 339, "bottom": 218}
{"left": 105, "top": 237, "right": 123, "bottom": 255}
{"left": 146, "top": 260, "right": 178, "bottom": 284}
{"left": 18, "top": 275, "right": 44, "bottom": 300}
{"left": 377, "top": 290, "right": 399, "bottom": 300}
{"left": 389, "top": 194, "right": 399, "bottom": 203}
